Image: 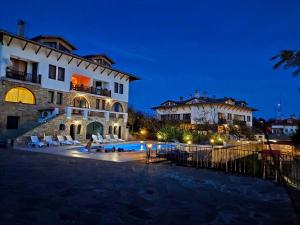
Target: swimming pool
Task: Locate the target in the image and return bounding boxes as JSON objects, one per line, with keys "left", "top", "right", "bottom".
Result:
{"left": 102, "top": 142, "right": 176, "bottom": 152}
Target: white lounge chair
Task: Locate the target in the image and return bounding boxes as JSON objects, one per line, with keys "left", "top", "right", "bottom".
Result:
{"left": 65, "top": 135, "right": 81, "bottom": 145}
{"left": 105, "top": 135, "right": 117, "bottom": 142}
{"left": 97, "top": 133, "right": 109, "bottom": 143}
{"left": 29, "top": 136, "right": 45, "bottom": 147}
{"left": 44, "top": 136, "right": 59, "bottom": 146}
{"left": 57, "top": 135, "right": 72, "bottom": 145}
{"left": 113, "top": 135, "right": 125, "bottom": 142}
{"left": 92, "top": 134, "right": 103, "bottom": 144}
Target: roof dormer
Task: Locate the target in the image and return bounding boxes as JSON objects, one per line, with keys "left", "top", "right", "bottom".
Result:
{"left": 31, "top": 35, "right": 77, "bottom": 53}
{"left": 83, "top": 54, "right": 115, "bottom": 68}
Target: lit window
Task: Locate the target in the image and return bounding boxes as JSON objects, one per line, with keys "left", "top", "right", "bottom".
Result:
{"left": 5, "top": 87, "right": 35, "bottom": 104}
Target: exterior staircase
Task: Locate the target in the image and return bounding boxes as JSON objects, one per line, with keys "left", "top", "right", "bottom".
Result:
{"left": 0, "top": 114, "right": 62, "bottom": 146}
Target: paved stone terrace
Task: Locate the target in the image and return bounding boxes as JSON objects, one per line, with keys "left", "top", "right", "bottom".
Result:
{"left": 0, "top": 149, "right": 298, "bottom": 225}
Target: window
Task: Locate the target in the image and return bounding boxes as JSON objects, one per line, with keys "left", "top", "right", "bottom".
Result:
{"left": 48, "top": 65, "right": 56, "bottom": 79}
{"left": 6, "top": 116, "right": 19, "bottom": 130}
{"left": 113, "top": 126, "right": 118, "bottom": 134}
{"left": 56, "top": 92, "right": 63, "bottom": 105}
{"left": 44, "top": 42, "right": 57, "bottom": 48}
{"left": 227, "top": 113, "right": 232, "bottom": 120}
{"left": 183, "top": 113, "right": 191, "bottom": 121}
{"left": 5, "top": 87, "right": 35, "bottom": 105}
{"left": 77, "top": 125, "right": 82, "bottom": 134}
{"left": 101, "top": 100, "right": 106, "bottom": 110}
{"left": 112, "top": 102, "right": 123, "bottom": 112}
{"left": 108, "top": 126, "right": 112, "bottom": 134}
{"left": 114, "top": 82, "right": 124, "bottom": 94}
{"left": 57, "top": 67, "right": 65, "bottom": 81}
{"left": 96, "top": 99, "right": 100, "bottom": 109}
{"left": 59, "top": 124, "right": 65, "bottom": 131}
{"left": 247, "top": 116, "right": 251, "bottom": 122}
{"left": 114, "top": 82, "right": 119, "bottom": 93}
{"left": 119, "top": 84, "right": 124, "bottom": 94}
{"left": 48, "top": 91, "right": 54, "bottom": 103}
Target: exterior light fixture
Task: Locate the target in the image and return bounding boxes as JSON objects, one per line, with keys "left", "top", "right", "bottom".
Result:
{"left": 187, "top": 140, "right": 192, "bottom": 145}
{"left": 74, "top": 120, "right": 80, "bottom": 125}
{"left": 147, "top": 143, "right": 153, "bottom": 149}
{"left": 210, "top": 139, "right": 214, "bottom": 143}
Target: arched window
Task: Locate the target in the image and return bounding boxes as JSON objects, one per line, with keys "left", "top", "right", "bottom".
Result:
{"left": 5, "top": 87, "right": 35, "bottom": 105}
{"left": 112, "top": 102, "right": 123, "bottom": 112}
{"left": 73, "top": 96, "right": 89, "bottom": 108}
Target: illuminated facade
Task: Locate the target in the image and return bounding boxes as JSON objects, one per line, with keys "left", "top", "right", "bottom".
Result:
{"left": 152, "top": 91, "right": 256, "bottom": 127}
{"left": 0, "top": 23, "right": 139, "bottom": 142}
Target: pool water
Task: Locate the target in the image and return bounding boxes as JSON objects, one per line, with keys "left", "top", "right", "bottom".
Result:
{"left": 102, "top": 143, "right": 175, "bottom": 152}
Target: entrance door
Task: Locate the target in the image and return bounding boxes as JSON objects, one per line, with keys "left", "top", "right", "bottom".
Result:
{"left": 86, "top": 122, "right": 104, "bottom": 139}
{"left": 70, "top": 124, "right": 75, "bottom": 140}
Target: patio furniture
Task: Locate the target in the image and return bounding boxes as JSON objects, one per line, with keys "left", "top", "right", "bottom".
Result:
{"left": 97, "top": 133, "right": 109, "bottom": 143}
{"left": 92, "top": 134, "right": 103, "bottom": 144}
{"left": 105, "top": 135, "right": 117, "bottom": 142}
{"left": 29, "top": 136, "right": 45, "bottom": 148}
{"left": 113, "top": 135, "right": 125, "bottom": 142}
{"left": 65, "top": 135, "right": 81, "bottom": 145}
{"left": 44, "top": 136, "right": 59, "bottom": 146}
{"left": 57, "top": 135, "right": 72, "bottom": 145}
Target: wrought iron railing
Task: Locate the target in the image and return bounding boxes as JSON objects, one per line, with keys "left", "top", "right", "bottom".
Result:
{"left": 70, "top": 82, "right": 111, "bottom": 97}
{"left": 146, "top": 143, "right": 300, "bottom": 189}
{"left": 6, "top": 68, "right": 41, "bottom": 84}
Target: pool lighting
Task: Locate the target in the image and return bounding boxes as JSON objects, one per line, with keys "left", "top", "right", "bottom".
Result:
{"left": 140, "top": 141, "right": 144, "bottom": 143}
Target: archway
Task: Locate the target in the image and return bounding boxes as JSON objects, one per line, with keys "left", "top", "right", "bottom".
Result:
{"left": 86, "top": 122, "right": 104, "bottom": 139}
{"left": 73, "top": 96, "right": 89, "bottom": 115}
{"left": 111, "top": 102, "right": 124, "bottom": 112}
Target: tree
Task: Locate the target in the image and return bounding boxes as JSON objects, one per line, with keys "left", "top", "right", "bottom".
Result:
{"left": 271, "top": 50, "right": 300, "bottom": 77}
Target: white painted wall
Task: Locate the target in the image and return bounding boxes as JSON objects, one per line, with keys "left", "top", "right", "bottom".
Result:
{"left": 0, "top": 39, "right": 130, "bottom": 103}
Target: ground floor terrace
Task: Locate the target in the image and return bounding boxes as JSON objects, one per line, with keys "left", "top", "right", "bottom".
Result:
{"left": 0, "top": 148, "right": 299, "bottom": 225}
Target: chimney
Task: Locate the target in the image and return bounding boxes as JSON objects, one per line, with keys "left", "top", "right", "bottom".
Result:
{"left": 194, "top": 90, "right": 200, "bottom": 98}
{"left": 179, "top": 96, "right": 184, "bottom": 101}
{"left": 17, "top": 20, "right": 25, "bottom": 37}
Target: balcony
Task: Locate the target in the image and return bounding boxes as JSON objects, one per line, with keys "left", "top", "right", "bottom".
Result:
{"left": 6, "top": 68, "right": 41, "bottom": 84}
{"left": 66, "top": 106, "right": 127, "bottom": 122}
{"left": 70, "top": 82, "right": 111, "bottom": 97}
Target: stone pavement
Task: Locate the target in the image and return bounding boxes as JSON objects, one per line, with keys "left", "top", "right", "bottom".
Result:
{"left": 0, "top": 149, "right": 298, "bottom": 225}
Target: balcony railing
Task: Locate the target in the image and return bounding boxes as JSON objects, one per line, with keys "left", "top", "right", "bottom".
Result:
{"left": 6, "top": 68, "right": 41, "bottom": 84}
{"left": 70, "top": 82, "right": 111, "bottom": 97}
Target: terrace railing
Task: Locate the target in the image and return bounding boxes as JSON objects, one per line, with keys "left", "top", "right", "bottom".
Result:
{"left": 146, "top": 143, "right": 300, "bottom": 189}
{"left": 6, "top": 68, "right": 41, "bottom": 84}
{"left": 70, "top": 82, "right": 111, "bottom": 97}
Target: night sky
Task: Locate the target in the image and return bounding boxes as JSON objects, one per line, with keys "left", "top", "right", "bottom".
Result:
{"left": 1, "top": 0, "right": 299, "bottom": 119}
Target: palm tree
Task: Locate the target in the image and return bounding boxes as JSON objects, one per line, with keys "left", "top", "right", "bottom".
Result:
{"left": 271, "top": 50, "right": 300, "bottom": 76}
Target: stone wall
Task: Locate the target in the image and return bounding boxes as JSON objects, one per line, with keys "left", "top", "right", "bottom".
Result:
{"left": 1, "top": 78, "right": 129, "bottom": 142}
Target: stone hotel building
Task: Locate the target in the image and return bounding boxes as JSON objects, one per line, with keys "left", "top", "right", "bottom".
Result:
{"left": 0, "top": 21, "right": 139, "bottom": 143}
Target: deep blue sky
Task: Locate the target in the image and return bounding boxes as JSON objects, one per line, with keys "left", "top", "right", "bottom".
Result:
{"left": 1, "top": 0, "right": 300, "bottom": 119}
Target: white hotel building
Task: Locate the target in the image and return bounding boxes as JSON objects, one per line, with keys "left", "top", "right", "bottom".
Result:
{"left": 153, "top": 91, "right": 256, "bottom": 127}
{"left": 0, "top": 22, "right": 139, "bottom": 143}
